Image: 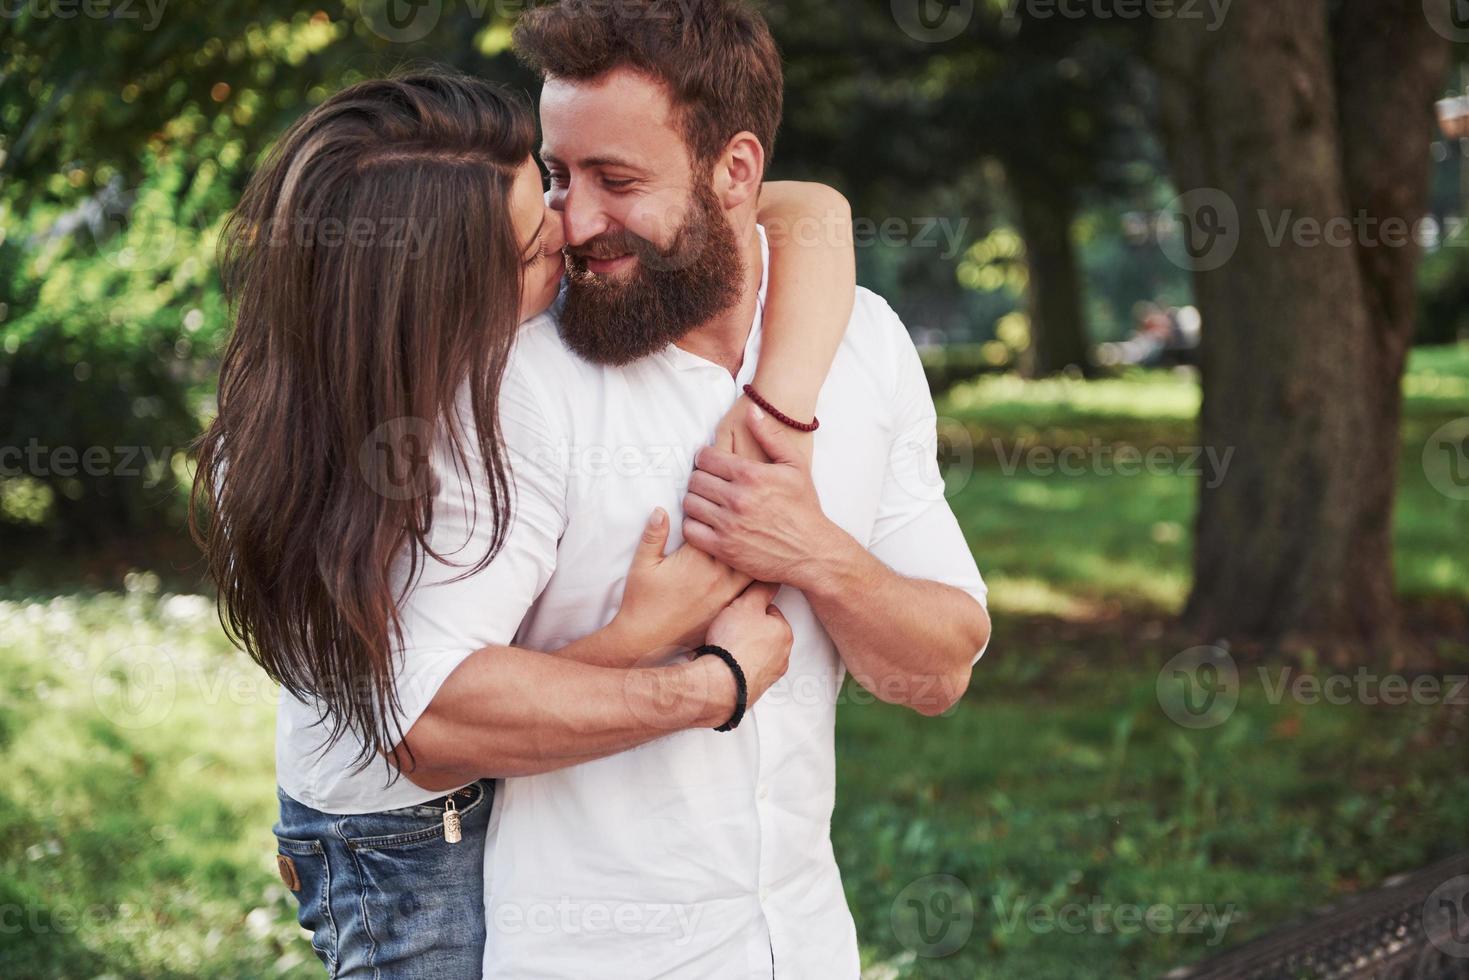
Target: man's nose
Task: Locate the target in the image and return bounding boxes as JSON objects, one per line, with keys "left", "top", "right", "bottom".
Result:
{"left": 553, "top": 183, "right": 608, "bottom": 248}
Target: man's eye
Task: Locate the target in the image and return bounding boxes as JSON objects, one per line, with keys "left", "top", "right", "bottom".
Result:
{"left": 602, "top": 178, "right": 635, "bottom": 191}
{"left": 547, "top": 172, "right": 568, "bottom": 188}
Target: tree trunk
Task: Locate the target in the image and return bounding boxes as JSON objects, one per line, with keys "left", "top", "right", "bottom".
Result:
{"left": 1331, "top": 0, "right": 1452, "bottom": 649}
{"left": 1151, "top": 0, "right": 1445, "bottom": 653}
{"left": 1011, "top": 169, "right": 1091, "bottom": 377}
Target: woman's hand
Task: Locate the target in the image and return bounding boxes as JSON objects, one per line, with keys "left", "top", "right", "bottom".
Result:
{"left": 610, "top": 507, "right": 753, "bottom": 659}
{"left": 713, "top": 393, "right": 815, "bottom": 465}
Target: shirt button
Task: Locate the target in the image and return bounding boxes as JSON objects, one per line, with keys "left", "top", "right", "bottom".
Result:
{"left": 758, "top": 784, "right": 769, "bottom": 800}
{"left": 759, "top": 886, "right": 770, "bottom": 901}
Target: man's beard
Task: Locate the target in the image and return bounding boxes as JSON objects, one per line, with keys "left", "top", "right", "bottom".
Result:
{"left": 557, "top": 182, "right": 743, "bottom": 366}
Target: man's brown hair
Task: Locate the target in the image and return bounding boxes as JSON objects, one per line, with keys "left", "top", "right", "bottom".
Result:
{"left": 513, "top": 0, "right": 783, "bottom": 176}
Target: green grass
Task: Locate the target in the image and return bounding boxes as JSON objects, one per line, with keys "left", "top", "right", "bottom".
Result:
{"left": 835, "top": 642, "right": 1469, "bottom": 978}
{"left": 1, "top": 346, "right": 1466, "bottom": 978}
{"left": 0, "top": 589, "right": 316, "bottom": 979}
{"left": 939, "top": 344, "right": 1469, "bottom": 615}
{"left": 833, "top": 343, "right": 1469, "bottom": 978}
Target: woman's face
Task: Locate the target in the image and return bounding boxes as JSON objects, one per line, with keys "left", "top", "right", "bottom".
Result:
{"left": 511, "top": 157, "right": 567, "bottom": 324}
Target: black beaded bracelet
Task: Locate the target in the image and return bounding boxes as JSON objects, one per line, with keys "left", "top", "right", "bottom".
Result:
{"left": 694, "top": 644, "right": 747, "bottom": 732}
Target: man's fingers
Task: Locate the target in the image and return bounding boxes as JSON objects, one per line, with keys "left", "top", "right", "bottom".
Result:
{"left": 694, "top": 445, "right": 750, "bottom": 482}
{"left": 632, "top": 507, "right": 669, "bottom": 567}
{"left": 682, "top": 492, "right": 723, "bottom": 529}
{"left": 687, "top": 469, "right": 733, "bottom": 507}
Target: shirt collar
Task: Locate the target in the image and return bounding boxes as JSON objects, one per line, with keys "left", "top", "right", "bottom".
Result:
{"left": 657, "top": 223, "right": 769, "bottom": 376}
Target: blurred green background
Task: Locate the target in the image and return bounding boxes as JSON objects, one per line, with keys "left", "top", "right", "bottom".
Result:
{"left": 3, "top": 1, "right": 1469, "bottom": 978}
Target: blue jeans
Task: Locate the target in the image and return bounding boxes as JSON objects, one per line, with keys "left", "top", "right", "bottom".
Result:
{"left": 273, "top": 780, "right": 494, "bottom": 978}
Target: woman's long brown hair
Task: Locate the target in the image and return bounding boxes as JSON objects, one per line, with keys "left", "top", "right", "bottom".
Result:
{"left": 192, "top": 71, "right": 535, "bottom": 772}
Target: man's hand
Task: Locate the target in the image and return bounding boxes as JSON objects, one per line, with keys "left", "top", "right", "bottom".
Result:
{"left": 684, "top": 404, "right": 843, "bottom": 586}
{"left": 704, "top": 581, "right": 793, "bottom": 709}
{"left": 712, "top": 392, "right": 815, "bottom": 465}
{"left": 611, "top": 507, "right": 752, "bottom": 657}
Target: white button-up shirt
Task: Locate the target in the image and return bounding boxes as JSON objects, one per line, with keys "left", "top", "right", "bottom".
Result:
{"left": 470, "top": 229, "right": 988, "bottom": 978}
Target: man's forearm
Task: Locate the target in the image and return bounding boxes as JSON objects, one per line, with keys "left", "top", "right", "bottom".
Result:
{"left": 394, "top": 642, "right": 733, "bottom": 788}
{"left": 798, "top": 528, "right": 990, "bottom": 716}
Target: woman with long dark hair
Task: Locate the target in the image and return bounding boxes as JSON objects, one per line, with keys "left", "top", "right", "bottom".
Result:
{"left": 193, "top": 70, "right": 853, "bottom": 975}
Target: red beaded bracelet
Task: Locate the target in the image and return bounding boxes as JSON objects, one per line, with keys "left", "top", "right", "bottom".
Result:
{"left": 743, "top": 384, "right": 820, "bottom": 432}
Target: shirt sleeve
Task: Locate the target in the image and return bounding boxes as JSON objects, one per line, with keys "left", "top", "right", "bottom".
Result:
{"left": 865, "top": 301, "right": 989, "bottom": 663}
{"left": 385, "top": 358, "right": 568, "bottom": 733}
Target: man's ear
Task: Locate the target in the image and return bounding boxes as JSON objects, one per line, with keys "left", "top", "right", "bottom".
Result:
{"left": 711, "top": 131, "right": 764, "bottom": 210}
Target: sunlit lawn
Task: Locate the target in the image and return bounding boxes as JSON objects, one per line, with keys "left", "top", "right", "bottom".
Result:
{"left": 1, "top": 346, "right": 1465, "bottom": 978}
{"left": 0, "top": 589, "right": 315, "bottom": 979}
{"left": 942, "top": 344, "right": 1469, "bottom": 617}
{"left": 840, "top": 343, "right": 1469, "bottom": 978}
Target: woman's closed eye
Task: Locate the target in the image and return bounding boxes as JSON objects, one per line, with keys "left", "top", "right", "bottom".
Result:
{"left": 521, "top": 236, "right": 546, "bottom": 268}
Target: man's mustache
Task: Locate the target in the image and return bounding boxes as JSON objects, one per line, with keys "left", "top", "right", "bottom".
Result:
{"left": 565, "top": 229, "right": 666, "bottom": 264}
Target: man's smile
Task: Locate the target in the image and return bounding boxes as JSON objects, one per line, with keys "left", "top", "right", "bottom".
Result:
{"left": 581, "top": 253, "right": 637, "bottom": 276}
